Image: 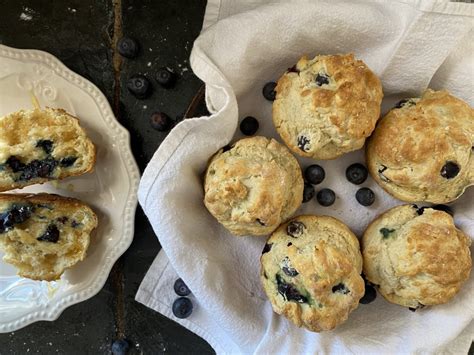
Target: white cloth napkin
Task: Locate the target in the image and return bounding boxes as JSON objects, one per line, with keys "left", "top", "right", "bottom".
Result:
{"left": 136, "top": 1, "right": 474, "bottom": 353}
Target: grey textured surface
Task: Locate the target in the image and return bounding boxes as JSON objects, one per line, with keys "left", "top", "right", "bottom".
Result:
{"left": 0, "top": 0, "right": 214, "bottom": 353}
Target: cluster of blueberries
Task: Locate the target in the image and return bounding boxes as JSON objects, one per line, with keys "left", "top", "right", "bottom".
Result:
{"left": 117, "top": 37, "right": 176, "bottom": 132}
{"left": 239, "top": 82, "right": 377, "bottom": 208}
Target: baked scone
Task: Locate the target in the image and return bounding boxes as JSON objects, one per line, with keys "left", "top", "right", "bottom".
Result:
{"left": 260, "top": 215, "right": 364, "bottom": 332}
{"left": 273, "top": 53, "right": 383, "bottom": 159}
{"left": 0, "top": 193, "right": 98, "bottom": 281}
{"left": 366, "top": 89, "right": 473, "bottom": 203}
{"left": 0, "top": 108, "right": 96, "bottom": 192}
{"left": 204, "top": 136, "right": 304, "bottom": 236}
{"left": 362, "top": 204, "right": 471, "bottom": 309}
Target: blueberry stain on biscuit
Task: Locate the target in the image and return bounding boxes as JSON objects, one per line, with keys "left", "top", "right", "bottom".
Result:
{"left": 380, "top": 228, "right": 395, "bottom": 239}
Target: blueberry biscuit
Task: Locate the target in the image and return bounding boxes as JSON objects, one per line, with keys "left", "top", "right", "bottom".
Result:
{"left": 366, "top": 89, "right": 473, "bottom": 203}
{"left": 204, "top": 136, "right": 304, "bottom": 236}
{"left": 0, "top": 108, "right": 96, "bottom": 192}
{"left": 362, "top": 205, "right": 471, "bottom": 309}
{"left": 273, "top": 54, "right": 383, "bottom": 159}
{"left": 0, "top": 193, "right": 98, "bottom": 281}
{"left": 260, "top": 215, "right": 364, "bottom": 332}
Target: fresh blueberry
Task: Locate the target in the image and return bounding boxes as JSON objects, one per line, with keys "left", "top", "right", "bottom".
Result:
{"left": 262, "top": 243, "right": 272, "bottom": 254}
{"left": 359, "top": 283, "right": 377, "bottom": 304}
{"left": 127, "top": 74, "right": 151, "bottom": 99}
{"left": 302, "top": 183, "right": 315, "bottom": 203}
{"left": 287, "top": 221, "right": 305, "bottom": 238}
{"left": 60, "top": 156, "right": 77, "bottom": 167}
{"left": 36, "top": 139, "right": 53, "bottom": 155}
{"left": 156, "top": 67, "right": 176, "bottom": 88}
{"left": 356, "top": 187, "right": 375, "bottom": 206}
{"left": 239, "top": 116, "right": 259, "bottom": 136}
{"left": 346, "top": 163, "right": 368, "bottom": 185}
{"left": 174, "top": 278, "right": 191, "bottom": 296}
{"left": 432, "top": 204, "right": 453, "bottom": 216}
{"left": 440, "top": 161, "right": 460, "bottom": 179}
{"left": 262, "top": 82, "right": 277, "bottom": 101}
{"left": 315, "top": 73, "right": 330, "bottom": 86}
{"left": 297, "top": 135, "right": 310, "bottom": 152}
{"left": 172, "top": 297, "right": 193, "bottom": 319}
{"left": 150, "top": 112, "right": 173, "bottom": 131}
{"left": 304, "top": 164, "right": 325, "bottom": 185}
{"left": 332, "top": 283, "right": 350, "bottom": 295}
{"left": 6, "top": 156, "right": 25, "bottom": 172}
{"left": 276, "top": 274, "right": 307, "bottom": 303}
{"left": 317, "top": 188, "right": 335, "bottom": 207}
{"left": 111, "top": 339, "right": 130, "bottom": 355}
{"left": 117, "top": 37, "right": 139, "bottom": 59}
{"left": 37, "top": 224, "right": 60, "bottom": 243}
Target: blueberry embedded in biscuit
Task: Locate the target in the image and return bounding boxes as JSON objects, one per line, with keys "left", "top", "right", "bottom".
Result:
{"left": 273, "top": 53, "right": 383, "bottom": 159}
{"left": 366, "top": 89, "right": 473, "bottom": 203}
{"left": 0, "top": 193, "right": 98, "bottom": 281}
{"left": 260, "top": 215, "right": 364, "bottom": 332}
{"left": 0, "top": 108, "right": 96, "bottom": 192}
{"left": 362, "top": 204, "right": 472, "bottom": 309}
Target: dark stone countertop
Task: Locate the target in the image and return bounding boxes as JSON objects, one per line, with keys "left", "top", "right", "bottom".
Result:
{"left": 0, "top": 1, "right": 214, "bottom": 354}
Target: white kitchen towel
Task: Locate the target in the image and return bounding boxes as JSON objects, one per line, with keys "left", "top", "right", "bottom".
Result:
{"left": 136, "top": 1, "right": 474, "bottom": 354}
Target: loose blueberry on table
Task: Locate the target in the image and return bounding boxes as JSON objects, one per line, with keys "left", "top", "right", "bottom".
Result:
{"left": 117, "top": 37, "right": 139, "bottom": 59}
{"left": 239, "top": 116, "right": 259, "bottom": 136}
{"left": 262, "top": 82, "right": 277, "bottom": 101}
{"left": 150, "top": 112, "right": 173, "bottom": 131}
{"left": 346, "top": 163, "right": 368, "bottom": 185}
{"left": 111, "top": 339, "right": 130, "bottom": 355}
{"left": 317, "top": 188, "right": 336, "bottom": 207}
{"left": 174, "top": 278, "right": 191, "bottom": 296}
{"left": 172, "top": 297, "right": 193, "bottom": 319}
{"left": 302, "top": 183, "right": 315, "bottom": 203}
{"left": 304, "top": 164, "right": 325, "bottom": 185}
{"left": 356, "top": 187, "right": 375, "bottom": 206}
{"left": 127, "top": 74, "right": 152, "bottom": 99}
{"left": 156, "top": 67, "right": 176, "bottom": 88}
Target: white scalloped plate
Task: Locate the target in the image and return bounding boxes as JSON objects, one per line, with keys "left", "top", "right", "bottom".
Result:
{"left": 0, "top": 45, "right": 140, "bottom": 332}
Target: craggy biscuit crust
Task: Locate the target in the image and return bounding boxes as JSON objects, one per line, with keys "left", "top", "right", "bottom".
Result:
{"left": 261, "top": 215, "right": 364, "bottom": 332}
{"left": 362, "top": 205, "right": 471, "bottom": 309}
{"left": 204, "top": 136, "right": 303, "bottom": 236}
{"left": 367, "top": 89, "right": 473, "bottom": 203}
{"left": 273, "top": 53, "right": 383, "bottom": 159}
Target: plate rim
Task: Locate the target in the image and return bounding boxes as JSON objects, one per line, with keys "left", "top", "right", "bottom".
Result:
{"left": 0, "top": 44, "right": 140, "bottom": 333}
